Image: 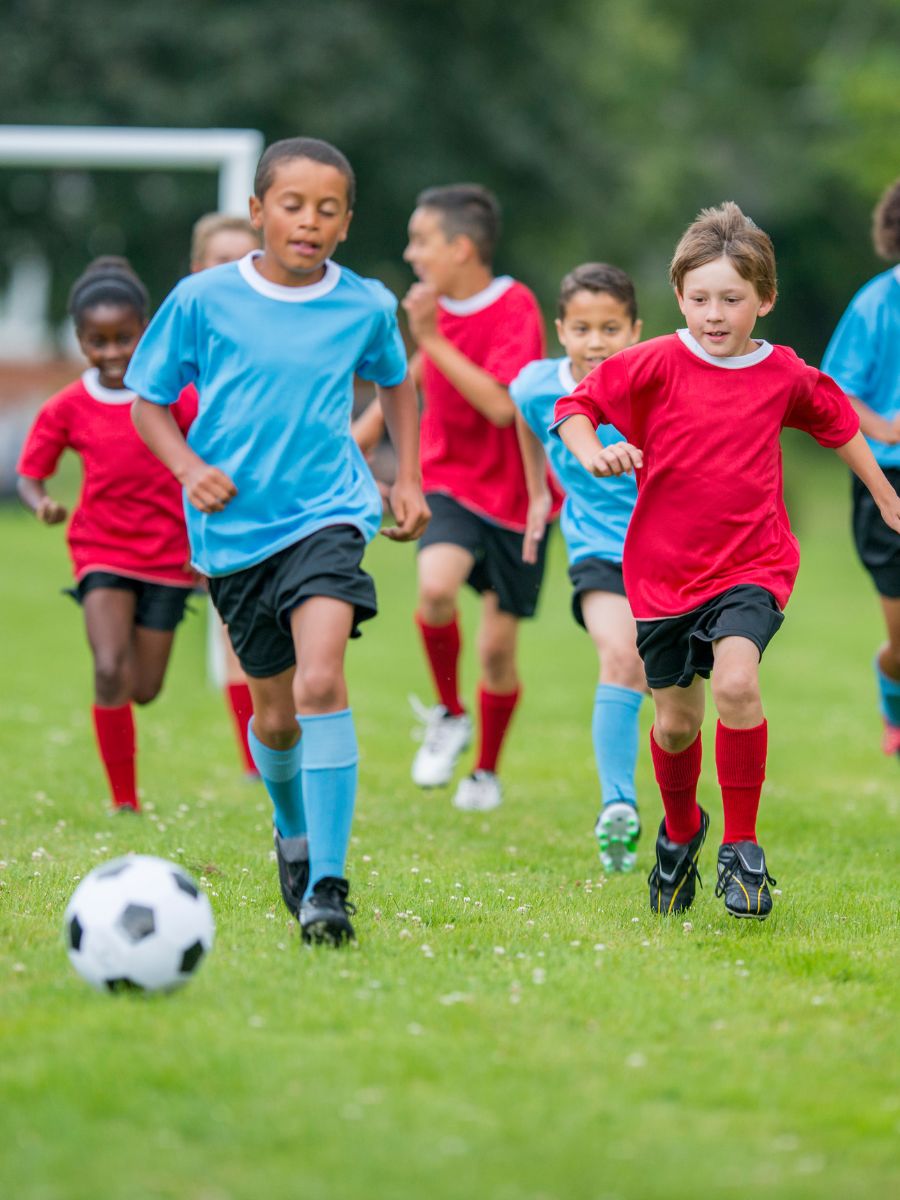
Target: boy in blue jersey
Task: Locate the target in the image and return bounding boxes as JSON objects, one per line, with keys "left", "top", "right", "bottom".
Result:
{"left": 512, "top": 263, "right": 647, "bottom": 871}
{"left": 128, "top": 137, "right": 429, "bottom": 946}
{"left": 822, "top": 178, "right": 900, "bottom": 759}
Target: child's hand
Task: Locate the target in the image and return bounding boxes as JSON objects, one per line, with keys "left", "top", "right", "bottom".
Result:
{"left": 588, "top": 442, "right": 643, "bottom": 477}
{"left": 523, "top": 492, "right": 552, "bottom": 564}
{"left": 877, "top": 490, "right": 900, "bottom": 535}
{"left": 381, "top": 480, "right": 431, "bottom": 542}
{"left": 35, "top": 496, "right": 67, "bottom": 525}
{"left": 184, "top": 463, "right": 237, "bottom": 513}
{"left": 402, "top": 284, "right": 439, "bottom": 343}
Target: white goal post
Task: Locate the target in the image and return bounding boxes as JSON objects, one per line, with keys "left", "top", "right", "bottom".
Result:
{"left": 0, "top": 125, "right": 264, "bottom": 214}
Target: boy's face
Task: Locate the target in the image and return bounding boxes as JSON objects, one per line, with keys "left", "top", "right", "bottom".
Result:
{"left": 556, "top": 289, "right": 642, "bottom": 383}
{"left": 404, "top": 206, "right": 470, "bottom": 294}
{"left": 676, "top": 256, "right": 774, "bottom": 358}
{"left": 193, "top": 228, "right": 260, "bottom": 272}
{"left": 249, "top": 157, "right": 352, "bottom": 285}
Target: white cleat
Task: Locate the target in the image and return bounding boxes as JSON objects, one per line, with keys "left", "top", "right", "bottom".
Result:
{"left": 595, "top": 801, "right": 641, "bottom": 873}
{"left": 452, "top": 770, "right": 502, "bottom": 812}
{"left": 410, "top": 696, "right": 472, "bottom": 788}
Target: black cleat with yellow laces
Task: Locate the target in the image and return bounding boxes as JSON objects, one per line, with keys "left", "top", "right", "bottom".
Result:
{"left": 715, "top": 841, "right": 776, "bottom": 920}
{"left": 648, "top": 807, "right": 709, "bottom": 915}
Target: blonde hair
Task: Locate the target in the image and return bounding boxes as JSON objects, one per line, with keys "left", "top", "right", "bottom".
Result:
{"left": 669, "top": 201, "right": 777, "bottom": 301}
{"left": 190, "top": 213, "right": 260, "bottom": 265}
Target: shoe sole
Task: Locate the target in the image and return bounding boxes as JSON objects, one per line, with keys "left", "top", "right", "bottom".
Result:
{"left": 301, "top": 918, "right": 355, "bottom": 946}
{"left": 411, "top": 728, "right": 472, "bottom": 789}
{"left": 725, "top": 909, "right": 771, "bottom": 921}
{"left": 596, "top": 804, "right": 640, "bottom": 873}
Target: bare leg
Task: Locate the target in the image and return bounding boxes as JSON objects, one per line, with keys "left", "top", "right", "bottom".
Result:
{"left": 580, "top": 590, "right": 646, "bottom": 691}
{"left": 416, "top": 542, "right": 475, "bottom": 627}
{"left": 876, "top": 596, "right": 900, "bottom": 681}
{"left": 131, "top": 626, "right": 177, "bottom": 705}
{"left": 83, "top": 589, "right": 138, "bottom": 705}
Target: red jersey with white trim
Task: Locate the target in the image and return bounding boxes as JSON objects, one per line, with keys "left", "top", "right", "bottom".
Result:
{"left": 552, "top": 331, "right": 860, "bottom": 620}
{"left": 17, "top": 370, "right": 196, "bottom": 586}
{"left": 419, "top": 276, "right": 548, "bottom": 531}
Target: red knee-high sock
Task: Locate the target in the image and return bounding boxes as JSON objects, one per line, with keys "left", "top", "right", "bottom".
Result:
{"left": 225, "top": 682, "right": 256, "bottom": 773}
{"left": 475, "top": 686, "right": 521, "bottom": 774}
{"left": 649, "top": 728, "right": 702, "bottom": 843}
{"left": 717, "top": 719, "right": 767, "bottom": 844}
{"left": 416, "top": 613, "right": 464, "bottom": 715}
{"left": 92, "top": 703, "right": 138, "bottom": 811}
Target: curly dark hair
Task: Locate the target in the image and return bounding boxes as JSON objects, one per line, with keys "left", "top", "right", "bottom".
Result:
{"left": 873, "top": 178, "right": 900, "bottom": 261}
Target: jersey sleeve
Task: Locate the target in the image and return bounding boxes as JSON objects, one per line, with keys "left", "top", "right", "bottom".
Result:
{"left": 171, "top": 384, "right": 199, "bottom": 435}
{"left": 784, "top": 367, "right": 860, "bottom": 447}
{"left": 124, "top": 283, "right": 200, "bottom": 405}
{"left": 482, "top": 290, "right": 545, "bottom": 386}
{"left": 510, "top": 366, "right": 549, "bottom": 444}
{"left": 355, "top": 294, "right": 408, "bottom": 388}
{"left": 821, "top": 293, "right": 877, "bottom": 402}
{"left": 551, "top": 352, "right": 632, "bottom": 439}
{"left": 16, "top": 394, "right": 71, "bottom": 479}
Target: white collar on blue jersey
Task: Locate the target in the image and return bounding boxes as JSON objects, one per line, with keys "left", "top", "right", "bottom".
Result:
{"left": 893, "top": 265, "right": 900, "bottom": 286}
{"left": 439, "top": 275, "right": 514, "bottom": 316}
{"left": 82, "top": 368, "right": 137, "bottom": 405}
{"left": 677, "top": 327, "right": 773, "bottom": 369}
{"left": 238, "top": 250, "right": 341, "bottom": 302}
{"left": 557, "top": 359, "right": 578, "bottom": 394}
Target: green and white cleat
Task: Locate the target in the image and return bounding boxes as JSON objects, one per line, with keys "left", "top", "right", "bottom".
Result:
{"left": 595, "top": 801, "right": 641, "bottom": 873}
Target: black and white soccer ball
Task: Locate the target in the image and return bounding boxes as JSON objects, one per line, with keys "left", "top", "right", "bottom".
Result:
{"left": 64, "top": 855, "right": 215, "bottom": 993}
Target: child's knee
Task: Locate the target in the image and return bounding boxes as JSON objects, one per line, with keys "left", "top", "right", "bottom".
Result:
{"left": 132, "top": 680, "right": 163, "bottom": 706}
{"left": 653, "top": 710, "right": 701, "bottom": 752}
{"left": 711, "top": 664, "right": 760, "bottom": 716}
{"left": 417, "top": 579, "right": 457, "bottom": 625}
{"left": 597, "top": 642, "right": 645, "bottom": 691}
{"left": 93, "top": 653, "right": 131, "bottom": 703}
{"left": 293, "top": 662, "right": 344, "bottom": 712}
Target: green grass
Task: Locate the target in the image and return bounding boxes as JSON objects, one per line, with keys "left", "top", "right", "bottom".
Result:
{"left": 1, "top": 442, "right": 898, "bottom": 1200}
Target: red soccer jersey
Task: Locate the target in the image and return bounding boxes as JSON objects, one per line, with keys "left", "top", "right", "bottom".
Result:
{"left": 553, "top": 331, "right": 860, "bottom": 620}
{"left": 419, "top": 276, "right": 550, "bottom": 531}
{"left": 17, "top": 369, "right": 196, "bottom": 587}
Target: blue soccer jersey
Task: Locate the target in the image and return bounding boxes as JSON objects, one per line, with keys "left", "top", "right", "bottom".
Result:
{"left": 510, "top": 356, "right": 636, "bottom": 565}
{"left": 126, "top": 253, "right": 407, "bottom": 576}
{"left": 822, "top": 266, "right": 900, "bottom": 468}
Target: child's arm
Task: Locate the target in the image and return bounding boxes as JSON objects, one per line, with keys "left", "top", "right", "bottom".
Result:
{"left": 402, "top": 284, "right": 515, "bottom": 427}
{"left": 16, "top": 476, "right": 67, "bottom": 524}
{"left": 841, "top": 393, "right": 900, "bottom": 445}
{"left": 131, "top": 398, "right": 237, "bottom": 514}
{"left": 351, "top": 398, "right": 386, "bottom": 457}
{"left": 375, "top": 373, "right": 430, "bottom": 541}
{"left": 835, "top": 431, "right": 900, "bottom": 533}
{"left": 556, "top": 414, "right": 643, "bottom": 477}
{"left": 515, "top": 414, "right": 552, "bottom": 565}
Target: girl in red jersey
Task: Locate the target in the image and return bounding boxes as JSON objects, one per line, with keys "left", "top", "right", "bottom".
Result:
{"left": 17, "top": 258, "right": 195, "bottom": 813}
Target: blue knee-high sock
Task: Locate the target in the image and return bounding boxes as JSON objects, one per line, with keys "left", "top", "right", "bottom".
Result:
{"left": 875, "top": 660, "right": 900, "bottom": 727}
{"left": 248, "top": 718, "right": 306, "bottom": 838}
{"left": 300, "top": 709, "right": 358, "bottom": 896}
{"left": 593, "top": 684, "right": 644, "bottom": 807}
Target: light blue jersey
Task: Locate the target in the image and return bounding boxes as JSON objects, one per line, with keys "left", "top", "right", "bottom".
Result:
{"left": 822, "top": 266, "right": 900, "bottom": 468}
{"left": 510, "top": 356, "right": 636, "bottom": 565}
{"left": 126, "top": 253, "right": 407, "bottom": 576}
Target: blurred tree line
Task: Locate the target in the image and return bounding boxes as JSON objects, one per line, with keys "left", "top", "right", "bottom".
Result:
{"left": 1, "top": 0, "right": 898, "bottom": 360}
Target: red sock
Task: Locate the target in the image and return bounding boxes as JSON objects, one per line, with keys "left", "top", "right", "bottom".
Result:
{"left": 475, "top": 686, "right": 521, "bottom": 773}
{"left": 92, "top": 703, "right": 138, "bottom": 811}
{"left": 225, "top": 682, "right": 256, "bottom": 773}
{"left": 649, "top": 728, "right": 702, "bottom": 843}
{"left": 416, "top": 613, "right": 464, "bottom": 716}
{"left": 717, "top": 719, "right": 767, "bottom": 844}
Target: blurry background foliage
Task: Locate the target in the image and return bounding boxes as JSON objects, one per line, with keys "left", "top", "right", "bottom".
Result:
{"left": 1, "top": 0, "right": 898, "bottom": 360}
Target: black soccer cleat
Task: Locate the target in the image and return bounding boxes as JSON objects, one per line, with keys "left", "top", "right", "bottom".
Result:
{"left": 648, "top": 807, "right": 709, "bottom": 915}
{"left": 273, "top": 830, "right": 309, "bottom": 920}
{"left": 715, "top": 841, "right": 776, "bottom": 920}
{"left": 300, "top": 876, "right": 357, "bottom": 946}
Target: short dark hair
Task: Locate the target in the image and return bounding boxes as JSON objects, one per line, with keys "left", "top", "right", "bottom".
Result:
{"left": 873, "top": 177, "right": 900, "bottom": 261}
{"left": 557, "top": 262, "right": 638, "bottom": 322}
{"left": 415, "top": 184, "right": 501, "bottom": 265}
{"left": 669, "top": 201, "right": 777, "bottom": 302}
{"left": 254, "top": 137, "right": 356, "bottom": 208}
{"left": 67, "top": 256, "right": 149, "bottom": 328}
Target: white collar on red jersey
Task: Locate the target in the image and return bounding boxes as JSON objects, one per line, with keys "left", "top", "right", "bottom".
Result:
{"left": 677, "top": 328, "right": 773, "bottom": 369}
{"left": 82, "top": 368, "right": 137, "bottom": 405}
{"left": 558, "top": 359, "right": 578, "bottom": 394}
{"left": 439, "top": 275, "right": 514, "bottom": 316}
{"left": 238, "top": 250, "right": 341, "bottom": 302}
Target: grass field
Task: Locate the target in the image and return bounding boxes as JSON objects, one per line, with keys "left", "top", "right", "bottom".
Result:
{"left": 1, "top": 440, "right": 898, "bottom": 1200}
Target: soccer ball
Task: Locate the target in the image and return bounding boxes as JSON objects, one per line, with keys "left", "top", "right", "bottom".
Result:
{"left": 64, "top": 855, "right": 215, "bottom": 993}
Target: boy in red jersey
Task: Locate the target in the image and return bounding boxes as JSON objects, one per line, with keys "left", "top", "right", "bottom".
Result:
{"left": 403, "top": 184, "right": 554, "bottom": 812}
{"left": 17, "top": 258, "right": 195, "bottom": 813}
{"left": 553, "top": 202, "right": 900, "bottom": 920}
